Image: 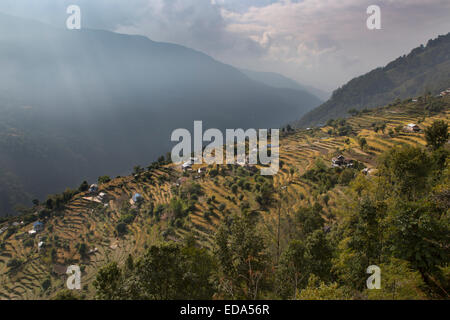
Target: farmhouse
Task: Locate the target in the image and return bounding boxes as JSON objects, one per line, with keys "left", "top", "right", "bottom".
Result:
{"left": 331, "top": 155, "right": 346, "bottom": 167}
{"left": 33, "top": 221, "right": 44, "bottom": 232}
{"left": 89, "top": 184, "right": 99, "bottom": 193}
{"left": 182, "top": 159, "right": 194, "bottom": 170}
{"left": 331, "top": 155, "right": 355, "bottom": 168}
{"left": 130, "top": 193, "right": 143, "bottom": 205}
{"left": 404, "top": 123, "right": 420, "bottom": 132}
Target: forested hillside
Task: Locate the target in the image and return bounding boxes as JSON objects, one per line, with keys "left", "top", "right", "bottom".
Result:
{"left": 0, "top": 95, "right": 448, "bottom": 300}
{"left": 296, "top": 33, "right": 450, "bottom": 128}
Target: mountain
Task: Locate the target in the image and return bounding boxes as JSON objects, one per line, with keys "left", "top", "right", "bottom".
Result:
{"left": 240, "top": 68, "right": 330, "bottom": 101}
{"left": 295, "top": 32, "right": 450, "bottom": 127}
{"left": 0, "top": 13, "right": 322, "bottom": 215}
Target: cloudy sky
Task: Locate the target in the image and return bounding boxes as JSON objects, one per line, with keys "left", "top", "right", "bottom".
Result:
{"left": 1, "top": 0, "right": 450, "bottom": 92}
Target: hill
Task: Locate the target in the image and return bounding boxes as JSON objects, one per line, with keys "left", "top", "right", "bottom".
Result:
{"left": 0, "top": 94, "right": 448, "bottom": 299}
{"left": 0, "top": 12, "right": 322, "bottom": 216}
{"left": 295, "top": 32, "right": 450, "bottom": 128}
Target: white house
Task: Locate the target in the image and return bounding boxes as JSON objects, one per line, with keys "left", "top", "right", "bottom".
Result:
{"left": 404, "top": 123, "right": 420, "bottom": 132}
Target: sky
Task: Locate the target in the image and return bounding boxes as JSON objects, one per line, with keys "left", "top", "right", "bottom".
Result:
{"left": 1, "top": 0, "right": 449, "bottom": 92}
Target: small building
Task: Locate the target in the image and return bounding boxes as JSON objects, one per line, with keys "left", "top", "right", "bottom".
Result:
{"left": 28, "top": 229, "right": 37, "bottom": 236}
{"left": 38, "top": 241, "right": 45, "bottom": 249}
{"left": 33, "top": 221, "right": 44, "bottom": 232}
{"left": 404, "top": 123, "right": 420, "bottom": 133}
{"left": 198, "top": 167, "right": 206, "bottom": 174}
{"left": 332, "top": 155, "right": 346, "bottom": 167}
{"left": 332, "top": 155, "right": 355, "bottom": 168}
{"left": 130, "top": 193, "right": 143, "bottom": 205}
{"left": 97, "top": 192, "right": 107, "bottom": 202}
{"left": 89, "top": 184, "right": 99, "bottom": 193}
{"left": 182, "top": 160, "right": 193, "bottom": 170}
{"left": 0, "top": 226, "right": 7, "bottom": 235}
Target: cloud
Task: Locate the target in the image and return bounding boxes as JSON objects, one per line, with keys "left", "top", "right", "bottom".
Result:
{"left": 0, "top": 0, "right": 449, "bottom": 90}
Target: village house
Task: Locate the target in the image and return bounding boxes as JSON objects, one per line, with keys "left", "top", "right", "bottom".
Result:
{"left": 198, "top": 167, "right": 207, "bottom": 174}
{"left": 89, "top": 184, "right": 99, "bottom": 193}
{"left": 0, "top": 226, "right": 8, "bottom": 235}
{"left": 97, "top": 192, "right": 107, "bottom": 202}
{"left": 331, "top": 155, "right": 355, "bottom": 168}
{"left": 130, "top": 193, "right": 143, "bottom": 205}
{"left": 33, "top": 221, "right": 44, "bottom": 232}
{"left": 331, "top": 155, "right": 346, "bottom": 167}
{"left": 404, "top": 123, "right": 420, "bottom": 132}
{"left": 182, "top": 159, "right": 193, "bottom": 170}
{"left": 439, "top": 88, "right": 450, "bottom": 97}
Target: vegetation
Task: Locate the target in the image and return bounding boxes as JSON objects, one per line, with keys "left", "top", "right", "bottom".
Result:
{"left": 0, "top": 95, "right": 448, "bottom": 300}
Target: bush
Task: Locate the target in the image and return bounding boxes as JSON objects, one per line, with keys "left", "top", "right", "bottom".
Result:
{"left": 116, "top": 223, "right": 127, "bottom": 236}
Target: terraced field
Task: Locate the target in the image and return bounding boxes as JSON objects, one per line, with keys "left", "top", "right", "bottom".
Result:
{"left": 0, "top": 97, "right": 448, "bottom": 299}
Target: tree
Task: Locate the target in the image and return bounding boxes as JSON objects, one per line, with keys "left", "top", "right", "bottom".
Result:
{"left": 276, "top": 240, "right": 308, "bottom": 299}
{"left": 53, "top": 289, "right": 81, "bottom": 300}
{"left": 358, "top": 137, "right": 367, "bottom": 149}
{"left": 98, "top": 175, "right": 111, "bottom": 185}
{"left": 304, "top": 230, "right": 333, "bottom": 282}
{"left": 214, "top": 213, "right": 269, "bottom": 299}
{"left": 295, "top": 204, "right": 324, "bottom": 238}
{"left": 115, "top": 222, "right": 127, "bottom": 236}
{"left": 386, "top": 200, "right": 448, "bottom": 279}
{"left": 297, "top": 275, "right": 350, "bottom": 300}
{"left": 424, "top": 120, "right": 449, "bottom": 150}
{"left": 78, "top": 181, "right": 89, "bottom": 192}
{"left": 366, "top": 258, "right": 426, "bottom": 300}
{"left": 77, "top": 243, "right": 88, "bottom": 258}
{"left": 378, "top": 146, "right": 432, "bottom": 200}
{"left": 133, "top": 165, "right": 143, "bottom": 175}
{"left": 94, "top": 262, "right": 124, "bottom": 300}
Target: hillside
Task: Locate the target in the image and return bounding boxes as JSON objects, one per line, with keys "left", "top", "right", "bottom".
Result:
{"left": 0, "top": 94, "right": 448, "bottom": 300}
{"left": 0, "top": 12, "right": 322, "bottom": 216}
{"left": 295, "top": 32, "right": 450, "bottom": 128}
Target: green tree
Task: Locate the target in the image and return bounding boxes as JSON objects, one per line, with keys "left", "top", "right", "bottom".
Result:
{"left": 94, "top": 262, "right": 124, "bottom": 300}
{"left": 378, "top": 146, "right": 431, "bottom": 200}
{"left": 78, "top": 181, "right": 89, "bottom": 192}
{"left": 98, "top": 175, "right": 111, "bottom": 185}
{"left": 276, "top": 240, "right": 308, "bottom": 299}
{"left": 214, "top": 213, "right": 269, "bottom": 299}
{"left": 424, "top": 120, "right": 449, "bottom": 150}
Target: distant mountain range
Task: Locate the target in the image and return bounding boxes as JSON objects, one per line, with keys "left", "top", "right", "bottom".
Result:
{"left": 239, "top": 69, "right": 330, "bottom": 101}
{"left": 295, "top": 32, "right": 450, "bottom": 127}
{"left": 0, "top": 13, "right": 322, "bottom": 215}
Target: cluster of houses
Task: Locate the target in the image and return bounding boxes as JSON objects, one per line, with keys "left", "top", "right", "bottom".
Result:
{"left": 331, "top": 155, "right": 355, "bottom": 168}
{"left": 439, "top": 88, "right": 450, "bottom": 97}
{"left": 83, "top": 184, "right": 109, "bottom": 205}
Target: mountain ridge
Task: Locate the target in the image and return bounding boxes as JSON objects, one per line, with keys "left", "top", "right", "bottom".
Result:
{"left": 0, "top": 12, "right": 321, "bottom": 215}
{"left": 295, "top": 32, "right": 450, "bottom": 128}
